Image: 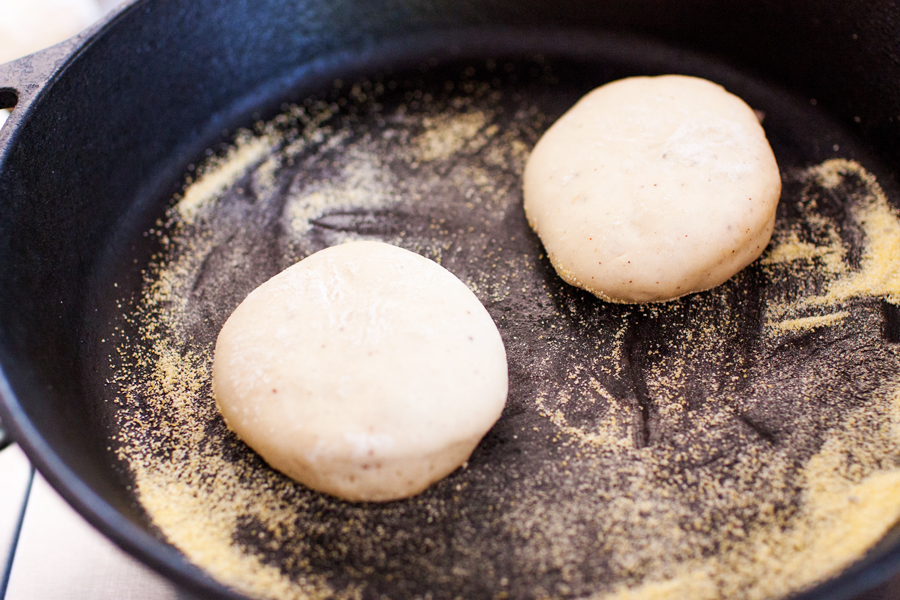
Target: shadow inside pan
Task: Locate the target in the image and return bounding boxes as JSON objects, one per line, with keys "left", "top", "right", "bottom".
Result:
{"left": 81, "top": 28, "right": 900, "bottom": 600}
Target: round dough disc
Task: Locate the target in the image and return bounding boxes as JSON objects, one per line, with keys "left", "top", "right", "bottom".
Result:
{"left": 523, "top": 75, "right": 782, "bottom": 303}
{"left": 213, "top": 241, "right": 508, "bottom": 502}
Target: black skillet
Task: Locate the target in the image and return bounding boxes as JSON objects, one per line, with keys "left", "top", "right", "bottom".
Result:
{"left": 4, "top": 1, "right": 900, "bottom": 599}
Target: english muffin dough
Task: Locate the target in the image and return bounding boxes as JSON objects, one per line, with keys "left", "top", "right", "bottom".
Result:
{"left": 213, "top": 241, "right": 508, "bottom": 502}
{"left": 523, "top": 75, "right": 782, "bottom": 303}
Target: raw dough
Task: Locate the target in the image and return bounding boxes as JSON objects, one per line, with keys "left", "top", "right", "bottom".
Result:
{"left": 213, "top": 241, "right": 508, "bottom": 502}
{"left": 523, "top": 75, "right": 782, "bottom": 303}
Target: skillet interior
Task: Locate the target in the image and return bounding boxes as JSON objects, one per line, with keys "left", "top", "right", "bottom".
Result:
{"left": 4, "top": 1, "right": 900, "bottom": 599}
{"left": 85, "top": 25, "right": 900, "bottom": 600}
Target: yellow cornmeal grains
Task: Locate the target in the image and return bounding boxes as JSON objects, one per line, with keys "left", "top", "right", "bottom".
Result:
{"left": 767, "top": 311, "right": 849, "bottom": 334}
{"left": 111, "top": 68, "right": 900, "bottom": 600}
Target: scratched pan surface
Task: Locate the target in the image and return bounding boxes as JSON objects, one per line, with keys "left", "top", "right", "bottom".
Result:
{"left": 67, "top": 25, "right": 900, "bottom": 600}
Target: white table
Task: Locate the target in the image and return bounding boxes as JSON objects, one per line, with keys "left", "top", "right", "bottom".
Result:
{"left": 0, "top": 445, "right": 184, "bottom": 600}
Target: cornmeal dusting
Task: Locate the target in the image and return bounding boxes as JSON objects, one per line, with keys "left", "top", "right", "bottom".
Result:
{"left": 176, "top": 133, "right": 275, "bottom": 225}
{"left": 107, "top": 61, "right": 900, "bottom": 600}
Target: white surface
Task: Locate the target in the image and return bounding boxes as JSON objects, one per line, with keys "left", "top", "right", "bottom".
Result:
{"left": 0, "top": 445, "right": 31, "bottom": 586}
{"left": 0, "top": 110, "right": 8, "bottom": 132}
{"left": 0, "top": 0, "right": 103, "bottom": 64}
{"left": 5, "top": 474, "right": 182, "bottom": 600}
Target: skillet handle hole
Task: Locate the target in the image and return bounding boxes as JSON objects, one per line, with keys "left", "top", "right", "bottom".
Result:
{"left": 0, "top": 88, "right": 15, "bottom": 110}
{"left": 0, "top": 88, "right": 17, "bottom": 131}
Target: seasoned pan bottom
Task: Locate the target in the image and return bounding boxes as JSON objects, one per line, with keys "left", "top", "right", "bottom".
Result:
{"left": 88, "top": 31, "right": 900, "bottom": 600}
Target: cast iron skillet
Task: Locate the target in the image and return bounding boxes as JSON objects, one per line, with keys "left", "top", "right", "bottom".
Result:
{"left": 4, "top": 1, "right": 900, "bottom": 599}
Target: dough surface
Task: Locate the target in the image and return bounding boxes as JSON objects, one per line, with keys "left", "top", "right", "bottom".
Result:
{"left": 523, "top": 75, "right": 782, "bottom": 303}
{"left": 213, "top": 241, "right": 508, "bottom": 502}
